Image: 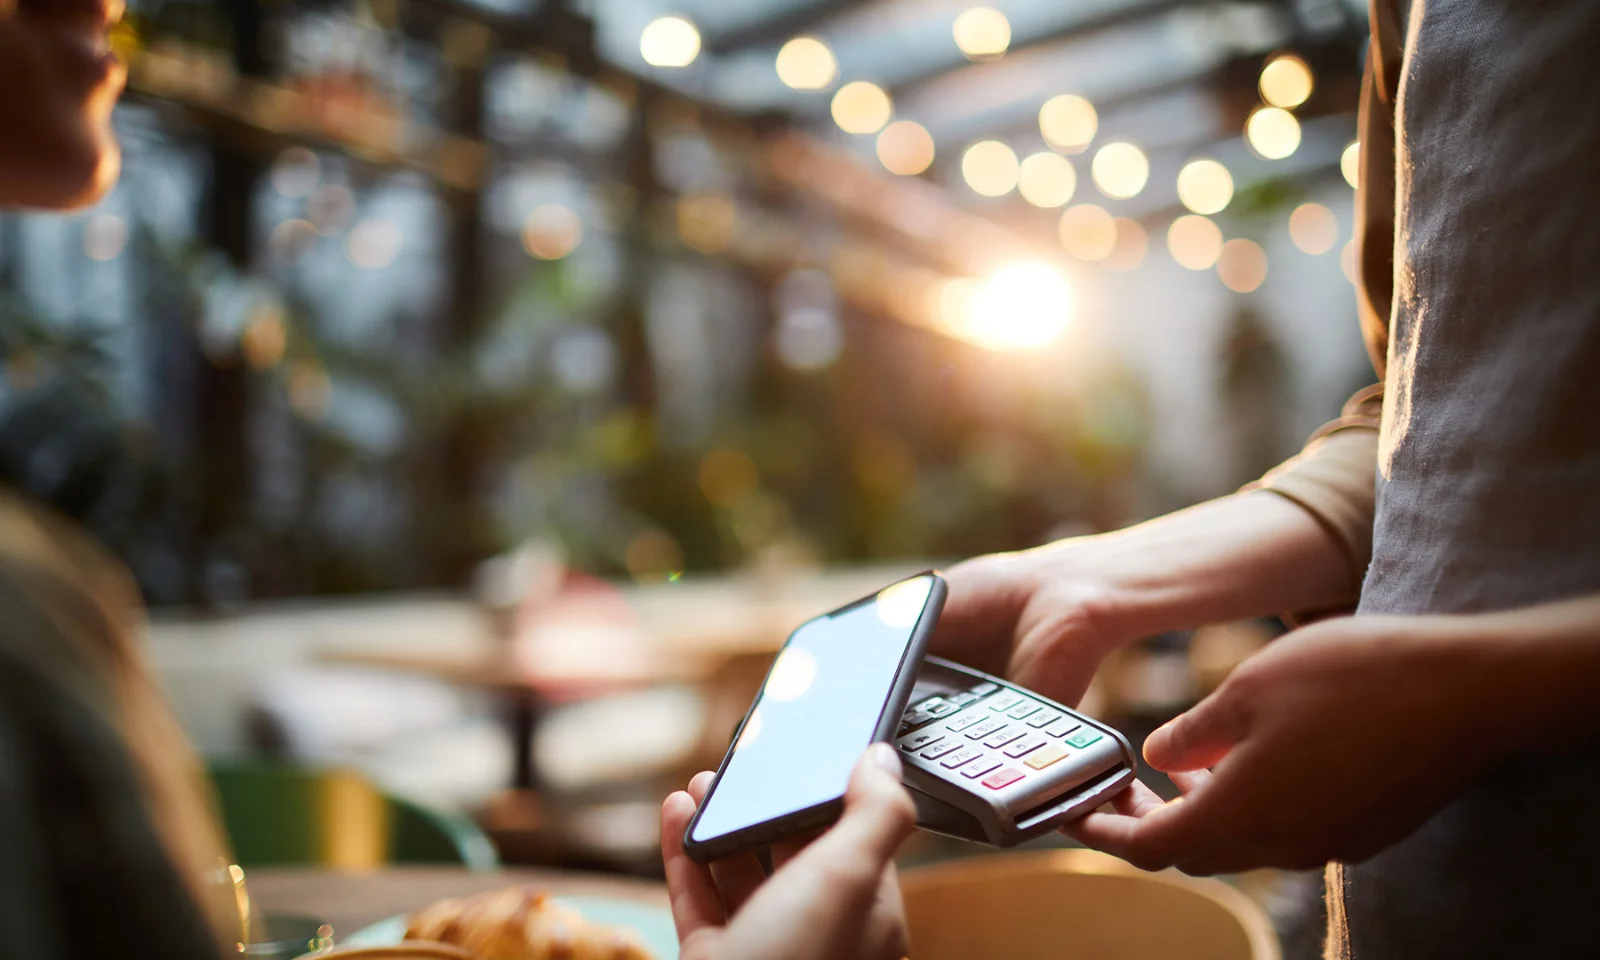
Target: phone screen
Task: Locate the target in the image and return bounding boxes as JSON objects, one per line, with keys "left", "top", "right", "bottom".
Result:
{"left": 689, "top": 575, "right": 938, "bottom": 846}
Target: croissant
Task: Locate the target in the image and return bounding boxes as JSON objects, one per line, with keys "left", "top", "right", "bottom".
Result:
{"left": 405, "top": 886, "right": 655, "bottom": 960}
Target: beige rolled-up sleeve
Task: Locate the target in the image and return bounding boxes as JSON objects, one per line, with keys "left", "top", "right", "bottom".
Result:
{"left": 1243, "top": 384, "right": 1383, "bottom": 606}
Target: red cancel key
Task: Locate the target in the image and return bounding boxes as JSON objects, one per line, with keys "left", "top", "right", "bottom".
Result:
{"left": 981, "top": 767, "right": 1025, "bottom": 790}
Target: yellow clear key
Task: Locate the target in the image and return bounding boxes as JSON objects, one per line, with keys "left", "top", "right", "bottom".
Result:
{"left": 1023, "top": 743, "right": 1069, "bottom": 770}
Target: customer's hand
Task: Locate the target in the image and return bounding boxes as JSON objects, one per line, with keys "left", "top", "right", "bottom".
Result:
{"left": 934, "top": 545, "right": 1126, "bottom": 708}
{"left": 934, "top": 492, "right": 1361, "bottom": 708}
{"left": 660, "top": 743, "right": 915, "bottom": 960}
{"left": 1066, "top": 614, "right": 1506, "bottom": 874}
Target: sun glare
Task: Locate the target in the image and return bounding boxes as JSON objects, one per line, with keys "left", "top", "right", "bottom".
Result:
{"left": 956, "top": 262, "right": 1073, "bottom": 351}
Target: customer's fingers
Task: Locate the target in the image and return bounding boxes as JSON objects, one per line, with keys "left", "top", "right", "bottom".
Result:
{"left": 684, "top": 770, "right": 768, "bottom": 914}
{"left": 788, "top": 744, "right": 916, "bottom": 880}
{"left": 660, "top": 791, "right": 725, "bottom": 941}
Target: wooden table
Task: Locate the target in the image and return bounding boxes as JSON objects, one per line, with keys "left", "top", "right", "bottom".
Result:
{"left": 246, "top": 866, "right": 669, "bottom": 935}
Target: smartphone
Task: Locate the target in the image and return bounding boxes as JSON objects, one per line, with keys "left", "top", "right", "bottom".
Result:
{"left": 682, "top": 572, "right": 947, "bottom": 862}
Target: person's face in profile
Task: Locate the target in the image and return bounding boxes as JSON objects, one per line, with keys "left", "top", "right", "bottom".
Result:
{"left": 0, "top": 0, "right": 127, "bottom": 210}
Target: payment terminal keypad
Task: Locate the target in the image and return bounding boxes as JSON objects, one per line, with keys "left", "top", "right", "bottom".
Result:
{"left": 895, "top": 657, "right": 1135, "bottom": 848}
{"left": 895, "top": 681, "right": 1118, "bottom": 799}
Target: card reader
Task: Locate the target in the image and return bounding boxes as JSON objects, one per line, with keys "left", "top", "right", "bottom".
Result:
{"left": 896, "top": 655, "right": 1137, "bottom": 847}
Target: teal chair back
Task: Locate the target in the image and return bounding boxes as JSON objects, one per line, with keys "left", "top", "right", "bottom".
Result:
{"left": 209, "top": 760, "right": 498, "bottom": 872}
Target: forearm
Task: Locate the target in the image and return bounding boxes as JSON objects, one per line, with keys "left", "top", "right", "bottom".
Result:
{"left": 1028, "top": 491, "right": 1356, "bottom": 645}
{"left": 1467, "top": 595, "right": 1600, "bottom": 753}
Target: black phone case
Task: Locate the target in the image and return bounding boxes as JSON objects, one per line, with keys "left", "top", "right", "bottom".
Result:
{"left": 681, "top": 572, "right": 949, "bottom": 863}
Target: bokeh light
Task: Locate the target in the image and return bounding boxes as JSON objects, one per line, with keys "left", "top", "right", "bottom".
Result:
{"left": 1341, "top": 141, "right": 1360, "bottom": 188}
{"left": 345, "top": 218, "right": 402, "bottom": 269}
{"left": 1039, "top": 94, "right": 1097, "bottom": 154}
{"left": 268, "top": 218, "right": 318, "bottom": 264}
{"left": 876, "top": 120, "right": 935, "bottom": 176}
{"left": 1289, "top": 202, "right": 1338, "bottom": 254}
{"left": 953, "top": 7, "right": 1011, "bottom": 60}
{"left": 962, "top": 140, "right": 1019, "bottom": 197}
{"left": 1017, "top": 152, "right": 1076, "bottom": 208}
{"left": 1176, "top": 159, "right": 1233, "bottom": 215}
{"left": 1246, "top": 107, "right": 1301, "bottom": 160}
{"left": 831, "top": 81, "right": 893, "bottom": 134}
{"left": 241, "top": 306, "right": 286, "bottom": 368}
{"left": 1091, "top": 142, "right": 1148, "bottom": 199}
{"left": 521, "top": 204, "right": 582, "bottom": 260}
{"left": 963, "top": 262, "right": 1073, "bottom": 350}
{"left": 1259, "top": 54, "right": 1313, "bottom": 108}
{"left": 639, "top": 16, "right": 701, "bottom": 68}
{"left": 1167, "top": 215, "right": 1223, "bottom": 270}
{"left": 775, "top": 36, "right": 837, "bottom": 90}
{"left": 270, "top": 147, "right": 320, "bottom": 199}
{"left": 82, "top": 214, "right": 129, "bottom": 261}
{"left": 1104, "top": 218, "right": 1148, "bottom": 272}
{"left": 307, "top": 184, "right": 355, "bottom": 236}
{"left": 1058, "top": 203, "right": 1116, "bottom": 262}
{"left": 1217, "top": 238, "right": 1268, "bottom": 292}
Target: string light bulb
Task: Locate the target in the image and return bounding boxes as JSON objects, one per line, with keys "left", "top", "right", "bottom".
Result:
{"left": 775, "top": 36, "right": 837, "bottom": 90}
{"left": 639, "top": 16, "right": 701, "bottom": 68}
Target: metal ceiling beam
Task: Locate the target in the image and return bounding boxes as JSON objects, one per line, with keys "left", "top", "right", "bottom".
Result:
{"left": 700, "top": 0, "right": 860, "bottom": 56}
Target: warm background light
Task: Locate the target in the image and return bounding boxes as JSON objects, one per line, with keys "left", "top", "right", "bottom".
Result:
{"left": 1091, "top": 141, "right": 1149, "bottom": 200}
{"left": 962, "top": 262, "right": 1072, "bottom": 350}
{"left": 1167, "top": 214, "right": 1223, "bottom": 270}
{"left": 952, "top": 7, "right": 1011, "bottom": 60}
{"left": 1341, "top": 141, "right": 1360, "bottom": 188}
{"left": 1217, "top": 238, "right": 1268, "bottom": 292}
{"left": 345, "top": 218, "right": 403, "bottom": 269}
{"left": 83, "top": 213, "right": 129, "bottom": 261}
{"left": 962, "top": 140, "right": 1019, "bottom": 197}
{"left": 1017, "top": 152, "right": 1076, "bottom": 208}
{"left": 522, "top": 204, "right": 582, "bottom": 260}
{"left": 1246, "top": 107, "right": 1301, "bottom": 160}
{"left": 1289, "top": 202, "right": 1338, "bottom": 254}
{"left": 775, "top": 36, "right": 837, "bottom": 90}
{"left": 876, "top": 120, "right": 935, "bottom": 175}
{"left": 1259, "top": 54, "right": 1313, "bottom": 108}
{"left": 1104, "top": 218, "right": 1148, "bottom": 272}
{"left": 1058, "top": 203, "right": 1116, "bottom": 262}
{"left": 639, "top": 16, "right": 701, "bottom": 68}
{"left": 831, "top": 81, "right": 893, "bottom": 134}
{"left": 1176, "top": 159, "right": 1233, "bottom": 215}
{"left": 1039, "top": 94, "right": 1097, "bottom": 154}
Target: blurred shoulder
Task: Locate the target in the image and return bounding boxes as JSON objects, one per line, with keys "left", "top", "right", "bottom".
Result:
{"left": 0, "top": 488, "right": 141, "bottom": 690}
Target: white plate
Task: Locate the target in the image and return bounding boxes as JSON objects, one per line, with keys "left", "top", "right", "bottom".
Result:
{"left": 343, "top": 896, "right": 678, "bottom": 959}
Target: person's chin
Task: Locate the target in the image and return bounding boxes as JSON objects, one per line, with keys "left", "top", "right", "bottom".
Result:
{"left": 0, "top": 126, "right": 121, "bottom": 210}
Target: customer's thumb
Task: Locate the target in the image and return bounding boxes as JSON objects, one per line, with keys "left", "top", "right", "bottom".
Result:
{"left": 818, "top": 743, "right": 917, "bottom": 867}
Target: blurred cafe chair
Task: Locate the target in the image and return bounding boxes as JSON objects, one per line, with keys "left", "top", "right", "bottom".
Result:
{"left": 901, "top": 849, "right": 1280, "bottom": 960}
{"left": 209, "top": 760, "right": 499, "bottom": 872}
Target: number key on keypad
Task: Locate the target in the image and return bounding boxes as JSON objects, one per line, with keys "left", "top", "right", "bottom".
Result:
{"left": 1003, "top": 734, "right": 1047, "bottom": 758}
{"left": 1026, "top": 709, "right": 1063, "bottom": 729}
{"left": 920, "top": 739, "right": 961, "bottom": 760}
{"left": 1005, "top": 701, "right": 1042, "bottom": 720}
{"left": 964, "top": 718, "right": 1005, "bottom": 740}
{"left": 946, "top": 712, "right": 986, "bottom": 733}
{"left": 982, "top": 727, "right": 1024, "bottom": 749}
{"left": 940, "top": 747, "right": 982, "bottom": 769}
{"left": 987, "top": 692, "right": 1024, "bottom": 712}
